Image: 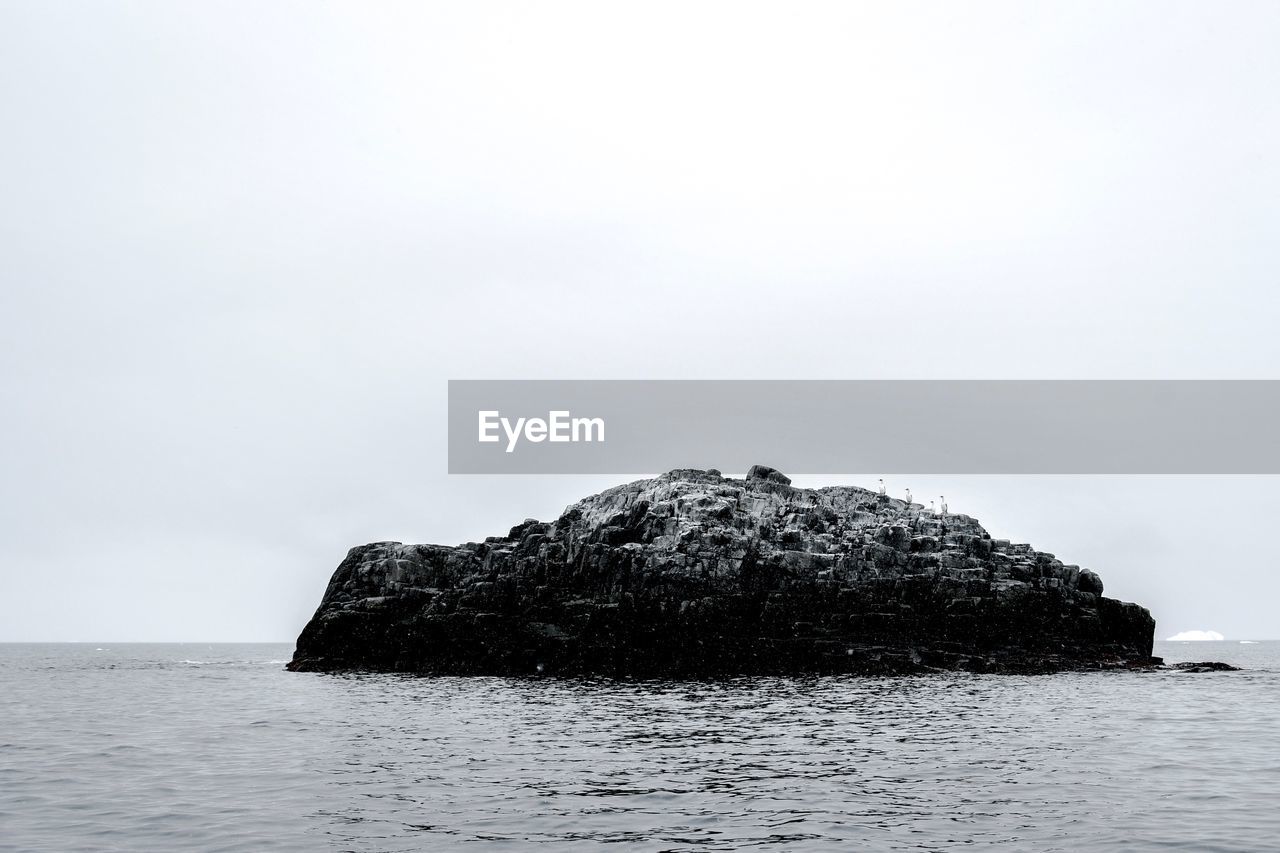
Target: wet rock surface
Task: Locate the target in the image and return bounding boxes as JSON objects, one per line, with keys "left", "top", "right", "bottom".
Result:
{"left": 289, "top": 468, "right": 1159, "bottom": 676}
{"left": 1165, "top": 661, "right": 1242, "bottom": 673}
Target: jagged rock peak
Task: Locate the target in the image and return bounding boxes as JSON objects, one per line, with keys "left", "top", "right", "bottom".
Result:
{"left": 745, "top": 464, "right": 792, "bottom": 485}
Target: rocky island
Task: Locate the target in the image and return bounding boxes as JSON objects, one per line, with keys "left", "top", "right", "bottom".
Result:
{"left": 289, "top": 467, "right": 1157, "bottom": 675}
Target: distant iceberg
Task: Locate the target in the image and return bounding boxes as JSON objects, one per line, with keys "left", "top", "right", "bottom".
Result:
{"left": 1166, "top": 630, "right": 1225, "bottom": 641}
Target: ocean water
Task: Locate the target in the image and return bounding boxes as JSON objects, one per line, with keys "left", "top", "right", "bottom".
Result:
{"left": 2, "top": 642, "right": 1278, "bottom": 852}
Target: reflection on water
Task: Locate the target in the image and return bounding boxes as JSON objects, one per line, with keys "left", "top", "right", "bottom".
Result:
{"left": 2, "top": 642, "right": 1279, "bottom": 851}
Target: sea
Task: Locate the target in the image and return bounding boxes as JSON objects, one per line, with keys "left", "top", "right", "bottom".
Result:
{"left": 2, "top": 641, "right": 1278, "bottom": 852}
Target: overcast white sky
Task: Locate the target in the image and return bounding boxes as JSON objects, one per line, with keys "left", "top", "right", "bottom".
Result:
{"left": 2, "top": 1, "right": 1279, "bottom": 641}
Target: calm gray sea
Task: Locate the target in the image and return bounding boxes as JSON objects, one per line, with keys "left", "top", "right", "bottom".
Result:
{"left": 2, "top": 641, "right": 1278, "bottom": 852}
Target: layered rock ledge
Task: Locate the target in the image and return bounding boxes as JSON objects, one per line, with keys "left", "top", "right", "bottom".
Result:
{"left": 289, "top": 467, "right": 1156, "bottom": 676}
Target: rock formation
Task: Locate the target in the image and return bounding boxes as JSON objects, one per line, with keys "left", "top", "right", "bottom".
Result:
{"left": 288, "top": 468, "right": 1157, "bottom": 675}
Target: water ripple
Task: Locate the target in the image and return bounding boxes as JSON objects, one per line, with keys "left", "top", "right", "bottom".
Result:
{"left": 1, "top": 643, "right": 1278, "bottom": 851}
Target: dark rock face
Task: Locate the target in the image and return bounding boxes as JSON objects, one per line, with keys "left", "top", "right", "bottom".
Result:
{"left": 1168, "top": 661, "right": 1241, "bottom": 673}
{"left": 289, "top": 468, "right": 1156, "bottom": 676}
{"left": 746, "top": 464, "right": 792, "bottom": 486}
